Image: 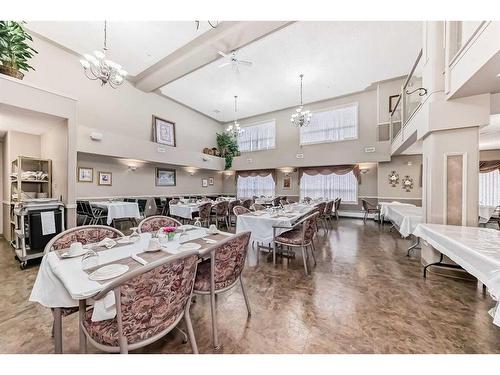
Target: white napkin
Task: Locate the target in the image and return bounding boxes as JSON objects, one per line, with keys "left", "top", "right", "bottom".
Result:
{"left": 92, "top": 292, "right": 116, "bottom": 322}
{"left": 97, "top": 238, "right": 117, "bottom": 249}
{"left": 131, "top": 254, "right": 148, "bottom": 265}
{"left": 40, "top": 211, "right": 56, "bottom": 236}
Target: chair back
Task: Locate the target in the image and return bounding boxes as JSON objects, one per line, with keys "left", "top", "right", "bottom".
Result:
{"left": 325, "top": 200, "right": 334, "bottom": 214}
{"left": 81, "top": 201, "right": 94, "bottom": 216}
{"left": 233, "top": 205, "right": 250, "bottom": 216}
{"left": 272, "top": 196, "right": 281, "bottom": 206}
{"left": 169, "top": 198, "right": 180, "bottom": 205}
{"left": 197, "top": 202, "right": 212, "bottom": 220}
{"left": 200, "top": 231, "right": 251, "bottom": 291}
{"left": 315, "top": 201, "right": 327, "bottom": 215}
{"left": 228, "top": 199, "right": 241, "bottom": 214}
{"left": 251, "top": 203, "right": 265, "bottom": 211}
{"left": 302, "top": 211, "right": 320, "bottom": 243}
{"left": 280, "top": 199, "right": 289, "bottom": 207}
{"left": 137, "top": 199, "right": 147, "bottom": 213}
{"left": 361, "top": 199, "right": 369, "bottom": 211}
{"left": 303, "top": 197, "right": 312, "bottom": 204}
{"left": 138, "top": 215, "right": 182, "bottom": 233}
{"left": 334, "top": 198, "right": 342, "bottom": 211}
{"left": 154, "top": 197, "right": 162, "bottom": 206}
{"left": 45, "top": 225, "right": 124, "bottom": 254}
{"left": 241, "top": 199, "right": 253, "bottom": 209}
{"left": 93, "top": 251, "right": 199, "bottom": 347}
{"left": 212, "top": 200, "right": 229, "bottom": 215}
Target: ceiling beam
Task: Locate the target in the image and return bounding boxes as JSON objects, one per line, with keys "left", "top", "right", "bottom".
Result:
{"left": 132, "top": 21, "right": 293, "bottom": 92}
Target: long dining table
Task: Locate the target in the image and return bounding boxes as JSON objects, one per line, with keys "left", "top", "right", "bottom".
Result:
{"left": 236, "top": 204, "right": 315, "bottom": 266}
{"left": 29, "top": 226, "right": 233, "bottom": 353}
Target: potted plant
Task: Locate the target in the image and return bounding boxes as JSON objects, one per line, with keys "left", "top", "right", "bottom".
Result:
{"left": 216, "top": 132, "right": 239, "bottom": 170}
{"left": 0, "top": 21, "right": 38, "bottom": 80}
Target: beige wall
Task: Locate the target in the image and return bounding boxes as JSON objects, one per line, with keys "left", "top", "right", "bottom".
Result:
{"left": 41, "top": 121, "right": 68, "bottom": 202}
{"left": 480, "top": 149, "right": 500, "bottom": 161}
{"left": 76, "top": 153, "right": 225, "bottom": 199}
{"left": 377, "top": 154, "right": 423, "bottom": 201}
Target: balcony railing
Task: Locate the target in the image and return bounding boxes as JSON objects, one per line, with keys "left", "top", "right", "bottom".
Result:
{"left": 390, "top": 49, "right": 426, "bottom": 144}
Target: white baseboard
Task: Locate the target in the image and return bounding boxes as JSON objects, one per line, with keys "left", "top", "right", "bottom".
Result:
{"left": 338, "top": 211, "right": 377, "bottom": 219}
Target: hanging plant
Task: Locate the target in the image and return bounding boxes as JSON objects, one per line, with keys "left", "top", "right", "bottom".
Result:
{"left": 0, "top": 21, "right": 38, "bottom": 80}
{"left": 216, "top": 132, "right": 239, "bottom": 170}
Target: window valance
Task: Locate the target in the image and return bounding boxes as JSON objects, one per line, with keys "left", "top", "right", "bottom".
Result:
{"left": 480, "top": 160, "right": 500, "bottom": 174}
{"left": 298, "top": 164, "right": 361, "bottom": 184}
{"left": 236, "top": 169, "right": 276, "bottom": 182}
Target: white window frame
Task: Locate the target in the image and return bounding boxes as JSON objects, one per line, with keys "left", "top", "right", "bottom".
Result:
{"left": 237, "top": 174, "right": 276, "bottom": 199}
{"left": 299, "top": 171, "right": 358, "bottom": 204}
{"left": 299, "top": 103, "right": 359, "bottom": 146}
{"left": 237, "top": 119, "right": 276, "bottom": 153}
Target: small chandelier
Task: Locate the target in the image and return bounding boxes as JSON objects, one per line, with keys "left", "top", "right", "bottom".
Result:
{"left": 79, "top": 21, "right": 127, "bottom": 88}
{"left": 290, "top": 74, "right": 312, "bottom": 127}
{"left": 226, "top": 95, "right": 244, "bottom": 137}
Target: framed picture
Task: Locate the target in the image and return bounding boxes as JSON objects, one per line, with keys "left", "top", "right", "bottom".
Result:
{"left": 202, "top": 178, "right": 208, "bottom": 188}
{"left": 78, "top": 167, "right": 93, "bottom": 183}
{"left": 208, "top": 177, "right": 214, "bottom": 186}
{"left": 152, "top": 115, "right": 176, "bottom": 147}
{"left": 283, "top": 176, "right": 292, "bottom": 190}
{"left": 98, "top": 171, "right": 112, "bottom": 186}
{"left": 389, "top": 94, "right": 401, "bottom": 113}
{"left": 155, "top": 168, "right": 176, "bottom": 186}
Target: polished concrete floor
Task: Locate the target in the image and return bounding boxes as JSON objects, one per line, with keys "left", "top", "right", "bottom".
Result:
{"left": 1, "top": 218, "right": 500, "bottom": 354}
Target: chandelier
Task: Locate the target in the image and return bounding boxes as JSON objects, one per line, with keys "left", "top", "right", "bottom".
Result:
{"left": 290, "top": 74, "right": 312, "bottom": 127}
{"left": 79, "top": 21, "right": 127, "bottom": 88}
{"left": 226, "top": 95, "right": 244, "bottom": 137}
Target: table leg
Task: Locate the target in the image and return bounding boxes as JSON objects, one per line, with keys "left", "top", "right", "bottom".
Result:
{"left": 407, "top": 237, "right": 421, "bottom": 256}
{"left": 79, "top": 299, "right": 87, "bottom": 354}
{"left": 53, "top": 307, "right": 63, "bottom": 354}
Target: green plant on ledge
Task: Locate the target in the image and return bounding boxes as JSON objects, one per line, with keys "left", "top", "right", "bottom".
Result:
{"left": 0, "top": 21, "right": 38, "bottom": 80}
{"left": 216, "top": 132, "right": 239, "bottom": 170}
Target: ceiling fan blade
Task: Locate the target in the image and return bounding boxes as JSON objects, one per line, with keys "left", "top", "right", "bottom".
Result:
{"left": 238, "top": 60, "right": 253, "bottom": 66}
{"left": 217, "top": 51, "right": 229, "bottom": 58}
{"left": 218, "top": 62, "right": 231, "bottom": 68}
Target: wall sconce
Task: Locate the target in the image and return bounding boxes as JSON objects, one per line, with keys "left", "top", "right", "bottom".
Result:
{"left": 185, "top": 167, "right": 197, "bottom": 176}
{"left": 128, "top": 165, "right": 137, "bottom": 172}
{"left": 405, "top": 161, "right": 413, "bottom": 166}
{"left": 360, "top": 168, "right": 369, "bottom": 174}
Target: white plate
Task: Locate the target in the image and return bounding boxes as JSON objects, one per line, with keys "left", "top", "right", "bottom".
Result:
{"left": 60, "top": 248, "right": 88, "bottom": 258}
{"left": 178, "top": 225, "right": 194, "bottom": 230}
{"left": 179, "top": 242, "right": 202, "bottom": 250}
{"left": 89, "top": 264, "right": 129, "bottom": 281}
{"left": 144, "top": 246, "right": 162, "bottom": 252}
{"left": 117, "top": 237, "right": 139, "bottom": 244}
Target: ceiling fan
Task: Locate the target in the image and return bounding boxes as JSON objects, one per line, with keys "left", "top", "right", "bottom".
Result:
{"left": 217, "top": 50, "right": 253, "bottom": 72}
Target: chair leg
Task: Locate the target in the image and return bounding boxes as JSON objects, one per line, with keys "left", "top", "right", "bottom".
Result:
{"left": 301, "top": 246, "right": 309, "bottom": 275}
{"left": 240, "top": 276, "right": 252, "bottom": 316}
{"left": 309, "top": 244, "right": 317, "bottom": 266}
{"left": 79, "top": 300, "right": 87, "bottom": 354}
{"left": 363, "top": 212, "right": 367, "bottom": 223}
{"left": 184, "top": 304, "right": 199, "bottom": 354}
{"left": 53, "top": 308, "right": 63, "bottom": 354}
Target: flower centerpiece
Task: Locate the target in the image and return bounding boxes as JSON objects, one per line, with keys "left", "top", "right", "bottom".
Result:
{"left": 162, "top": 226, "right": 177, "bottom": 240}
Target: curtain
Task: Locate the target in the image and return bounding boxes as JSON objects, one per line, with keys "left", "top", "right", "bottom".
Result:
{"left": 237, "top": 174, "right": 275, "bottom": 199}
{"left": 479, "top": 169, "right": 500, "bottom": 206}
{"left": 236, "top": 169, "right": 276, "bottom": 182}
{"left": 300, "top": 171, "right": 358, "bottom": 202}
{"left": 298, "top": 164, "right": 360, "bottom": 184}
{"left": 300, "top": 103, "right": 358, "bottom": 145}
{"left": 237, "top": 120, "right": 276, "bottom": 152}
{"left": 479, "top": 160, "right": 500, "bottom": 174}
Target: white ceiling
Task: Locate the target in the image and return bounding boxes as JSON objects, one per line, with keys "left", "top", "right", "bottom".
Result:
{"left": 0, "top": 105, "right": 66, "bottom": 138}
{"left": 160, "top": 21, "right": 423, "bottom": 121}
{"left": 26, "top": 21, "right": 212, "bottom": 77}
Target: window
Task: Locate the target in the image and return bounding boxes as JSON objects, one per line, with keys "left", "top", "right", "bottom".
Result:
{"left": 300, "top": 171, "right": 357, "bottom": 203}
{"left": 479, "top": 170, "right": 500, "bottom": 206}
{"left": 237, "top": 174, "right": 275, "bottom": 198}
{"left": 237, "top": 120, "right": 276, "bottom": 152}
{"left": 300, "top": 103, "right": 358, "bottom": 145}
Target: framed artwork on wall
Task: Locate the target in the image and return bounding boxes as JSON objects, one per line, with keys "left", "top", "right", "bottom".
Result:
{"left": 389, "top": 94, "right": 401, "bottom": 113}
{"left": 78, "top": 167, "right": 93, "bottom": 183}
{"left": 98, "top": 171, "right": 112, "bottom": 186}
{"left": 208, "top": 177, "right": 214, "bottom": 186}
{"left": 152, "top": 115, "right": 176, "bottom": 147}
{"left": 283, "top": 176, "right": 292, "bottom": 190}
{"left": 155, "top": 168, "right": 176, "bottom": 186}
{"left": 202, "top": 178, "right": 208, "bottom": 188}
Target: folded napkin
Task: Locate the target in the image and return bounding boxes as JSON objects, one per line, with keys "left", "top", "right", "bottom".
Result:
{"left": 92, "top": 292, "right": 116, "bottom": 322}
{"left": 204, "top": 238, "right": 217, "bottom": 244}
{"left": 131, "top": 254, "right": 148, "bottom": 265}
{"left": 97, "top": 238, "right": 117, "bottom": 249}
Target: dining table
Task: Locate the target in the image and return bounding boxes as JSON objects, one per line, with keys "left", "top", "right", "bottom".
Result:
{"left": 29, "top": 226, "right": 233, "bottom": 353}
{"left": 170, "top": 202, "right": 203, "bottom": 219}
{"left": 236, "top": 204, "right": 315, "bottom": 266}
{"left": 479, "top": 204, "right": 497, "bottom": 225}
{"left": 91, "top": 201, "right": 141, "bottom": 225}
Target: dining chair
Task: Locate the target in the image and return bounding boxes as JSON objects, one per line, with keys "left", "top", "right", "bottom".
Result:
{"left": 153, "top": 197, "right": 164, "bottom": 215}
{"left": 137, "top": 215, "right": 182, "bottom": 233}
{"left": 322, "top": 200, "right": 335, "bottom": 230}
{"left": 361, "top": 199, "right": 381, "bottom": 224}
{"left": 44, "top": 225, "right": 125, "bottom": 354}
{"left": 486, "top": 205, "right": 500, "bottom": 229}
{"left": 280, "top": 198, "right": 290, "bottom": 207}
{"left": 333, "top": 197, "right": 342, "bottom": 220}
{"left": 251, "top": 203, "right": 265, "bottom": 211}
{"left": 303, "top": 197, "right": 312, "bottom": 204}
{"left": 227, "top": 199, "right": 241, "bottom": 227}
{"left": 211, "top": 201, "right": 229, "bottom": 229}
{"left": 194, "top": 202, "right": 212, "bottom": 227}
{"left": 193, "top": 231, "right": 252, "bottom": 351}
{"left": 314, "top": 202, "right": 328, "bottom": 233}
{"left": 136, "top": 199, "right": 147, "bottom": 217}
{"left": 233, "top": 205, "right": 251, "bottom": 216}
{"left": 80, "top": 251, "right": 199, "bottom": 354}
{"left": 272, "top": 196, "right": 282, "bottom": 207}
{"left": 272, "top": 212, "right": 319, "bottom": 275}
{"left": 241, "top": 198, "right": 253, "bottom": 210}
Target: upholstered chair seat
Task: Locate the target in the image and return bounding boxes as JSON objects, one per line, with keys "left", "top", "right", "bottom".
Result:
{"left": 138, "top": 215, "right": 182, "bottom": 233}
{"left": 274, "top": 228, "right": 303, "bottom": 245}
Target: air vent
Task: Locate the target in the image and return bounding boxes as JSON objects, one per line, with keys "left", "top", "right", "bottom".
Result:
{"left": 296, "top": 153, "right": 304, "bottom": 159}
{"left": 364, "top": 147, "right": 376, "bottom": 153}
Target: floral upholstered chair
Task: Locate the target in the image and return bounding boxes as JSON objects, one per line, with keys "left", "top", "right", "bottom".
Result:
{"left": 241, "top": 198, "right": 253, "bottom": 210}
{"left": 333, "top": 197, "right": 342, "bottom": 220}
{"left": 272, "top": 212, "right": 319, "bottom": 275}
{"left": 44, "top": 225, "right": 125, "bottom": 353}
{"left": 193, "top": 231, "right": 252, "bottom": 351}
{"left": 314, "top": 201, "right": 328, "bottom": 233}
{"left": 233, "top": 205, "right": 250, "bottom": 216}
{"left": 138, "top": 215, "right": 182, "bottom": 233}
{"left": 195, "top": 202, "right": 212, "bottom": 227}
{"left": 227, "top": 199, "right": 241, "bottom": 227}
{"left": 321, "top": 200, "right": 335, "bottom": 231}
{"left": 210, "top": 201, "right": 229, "bottom": 229}
{"left": 80, "top": 251, "right": 199, "bottom": 354}
{"left": 251, "top": 203, "right": 265, "bottom": 211}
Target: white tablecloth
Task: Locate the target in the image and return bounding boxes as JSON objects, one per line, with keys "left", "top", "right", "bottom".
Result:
{"left": 413, "top": 223, "right": 500, "bottom": 326}
{"left": 479, "top": 205, "right": 497, "bottom": 224}
{"left": 91, "top": 201, "right": 141, "bottom": 225}
{"left": 386, "top": 205, "right": 423, "bottom": 238}
{"left": 379, "top": 201, "right": 416, "bottom": 218}
{"left": 254, "top": 197, "right": 274, "bottom": 205}
{"left": 236, "top": 207, "right": 314, "bottom": 266}
{"left": 170, "top": 203, "right": 201, "bottom": 219}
